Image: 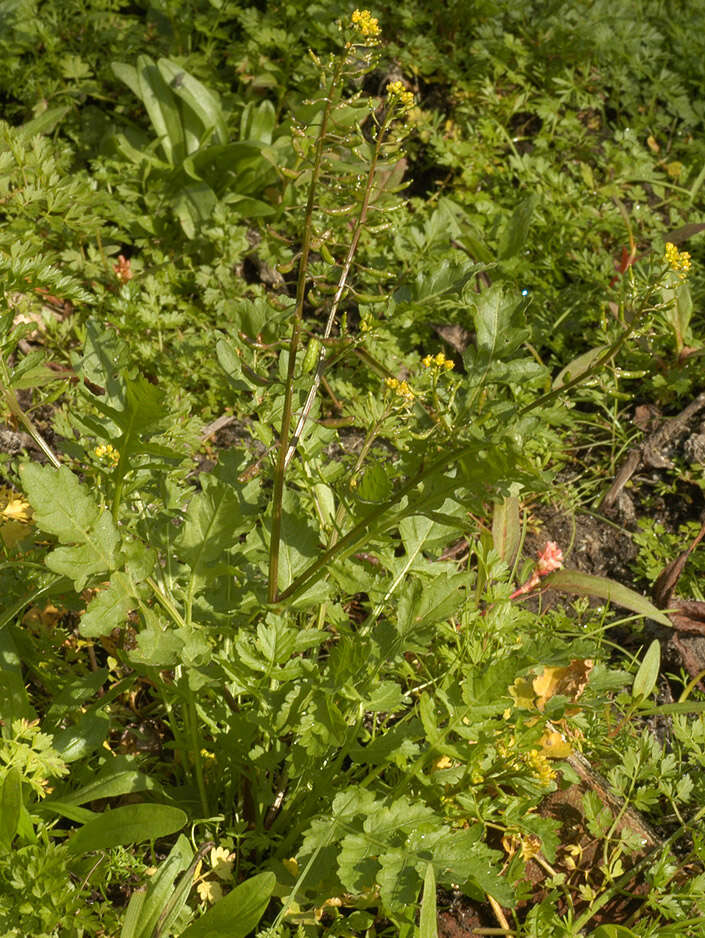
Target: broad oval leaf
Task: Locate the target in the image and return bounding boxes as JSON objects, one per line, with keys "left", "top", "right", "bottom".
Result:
{"left": 66, "top": 803, "right": 187, "bottom": 855}
{"left": 179, "top": 871, "right": 275, "bottom": 938}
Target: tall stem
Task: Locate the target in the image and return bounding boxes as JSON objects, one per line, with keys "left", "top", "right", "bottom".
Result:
{"left": 268, "top": 61, "right": 344, "bottom": 603}
{"left": 282, "top": 116, "right": 391, "bottom": 472}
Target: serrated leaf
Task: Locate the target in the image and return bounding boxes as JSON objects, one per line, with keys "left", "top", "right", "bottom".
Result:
{"left": 547, "top": 569, "right": 671, "bottom": 626}
{"left": 20, "top": 465, "right": 120, "bottom": 590}
{"left": 472, "top": 285, "right": 529, "bottom": 361}
{"left": 397, "top": 573, "right": 466, "bottom": 641}
{"left": 66, "top": 803, "right": 187, "bottom": 855}
{"left": 378, "top": 848, "right": 421, "bottom": 916}
{"left": 80, "top": 572, "right": 134, "bottom": 637}
{"left": 178, "top": 478, "right": 243, "bottom": 575}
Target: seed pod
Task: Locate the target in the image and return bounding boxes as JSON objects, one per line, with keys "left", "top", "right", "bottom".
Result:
{"left": 301, "top": 337, "right": 322, "bottom": 374}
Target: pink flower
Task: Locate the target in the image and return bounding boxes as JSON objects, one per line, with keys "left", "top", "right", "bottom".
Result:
{"left": 114, "top": 254, "right": 132, "bottom": 283}
{"left": 509, "top": 542, "right": 563, "bottom": 600}
{"left": 536, "top": 541, "right": 564, "bottom": 576}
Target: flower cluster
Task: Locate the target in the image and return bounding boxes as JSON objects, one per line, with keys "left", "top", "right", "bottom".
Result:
{"left": 113, "top": 254, "right": 133, "bottom": 283}
{"left": 525, "top": 748, "right": 556, "bottom": 786}
{"left": 510, "top": 541, "right": 563, "bottom": 599}
{"left": 351, "top": 9, "right": 380, "bottom": 40}
{"left": 387, "top": 80, "right": 414, "bottom": 109}
{"left": 385, "top": 376, "right": 414, "bottom": 400}
{"left": 95, "top": 443, "right": 120, "bottom": 466}
{"left": 422, "top": 351, "right": 454, "bottom": 371}
{"left": 664, "top": 241, "right": 692, "bottom": 278}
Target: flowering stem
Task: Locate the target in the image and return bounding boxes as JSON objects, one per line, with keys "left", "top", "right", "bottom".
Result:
{"left": 282, "top": 112, "right": 391, "bottom": 473}
{"left": 268, "top": 59, "right": 345, "bottom": 604}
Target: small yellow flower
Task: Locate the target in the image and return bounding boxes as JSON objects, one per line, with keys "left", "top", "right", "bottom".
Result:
{"left": 0, "top": 488, "right": 32, "bottom": 524}
{"left": 351, "top": 9, "right": 380, "bottom": 40}
{"left": 664, "top": 241, "right": 692, "bottom": 278}
{"left": 0, "top": 487, "right": 33, "bottom": 549}
{"left": 387, "top": 80, "right": 414, "bottom": 109}
{"left": 94, "top": 443, "right": 119, "bottom": 466}
{"left": 422, "top": 351, "right": 454, "bottom": 371}
{"left": 197, "top": 880, "right": 223, "bottom": 904}
{"left": 209, "top": 846, "right": 233, "bottom": 881}
{"left": 525, "top": 748, "right": 556, "bottom": 786}
{"left": 385, "top": 376, "right": 414, "bottom": 400}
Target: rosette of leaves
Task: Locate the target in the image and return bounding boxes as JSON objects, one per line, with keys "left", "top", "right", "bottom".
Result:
{"left": 108, "top": 56, "right": 289, "bottom": 236}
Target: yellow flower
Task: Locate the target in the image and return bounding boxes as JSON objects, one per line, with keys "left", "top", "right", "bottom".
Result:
{"left": 209, "top": 846, "right": 233, "bottom": 881}
{"left": 422, "top": 351, "right": 454, "bottom": 371}
{"left": 351, "top": 9, "right": 380, "bottom": 40}
{"left": 94, "top": 443, "right": 119, "bottom": 466}
{"left": 1, "top": 488, "right": 32, "bottom": 524}
{"left": 385, "top": 376, "right": 414, "bottom": 400}
{"left": 520, "top": 835, "right": 542, "bottom": 862}
{"left": 387, "top": 80, "right": 414, "bottom": 109}
{"left": 525, "top": 748, "right": 556, "bottom": 786}
{"left": 197, "top": 880, "right": 223, "bottom": 904}
{"left": 664, "top": 241, "right": 692, "bottom": 277}
{"left": 0, "top": 487, "right": 33, "bottom": 549}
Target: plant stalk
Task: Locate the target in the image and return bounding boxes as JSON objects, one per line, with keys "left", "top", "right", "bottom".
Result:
{"left": 268, "top": 60, "right": 344, "bottom": 603}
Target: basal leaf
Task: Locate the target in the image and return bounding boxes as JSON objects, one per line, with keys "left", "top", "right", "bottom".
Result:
{"left": 66, "top": 803, "right": 187, "bottom": 855}
{"left": 157, "top": 58, "right": 227, "bottom": 146}
{"left": 136, "top": 55, "right": 185, "bottom": 165}
{"left": 547, "top": 569, "right": 671, "bottom": 626}
{"left": 179, "top": 871, "right": 275, "bottom": 938}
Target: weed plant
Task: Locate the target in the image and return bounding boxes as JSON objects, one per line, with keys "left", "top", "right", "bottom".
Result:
{"left": 1, "top": 2, "right": 705, "bottom": 937}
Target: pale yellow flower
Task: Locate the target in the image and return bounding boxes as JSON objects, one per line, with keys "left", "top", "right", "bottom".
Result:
{"left": 525, "top": 748, "right": 556, "bottom": 786}
{"left": 197, "top": 880, "right": 223, "bottom": 904}
{"left": 209, "top": 846, "right": 233, "bottom": 881}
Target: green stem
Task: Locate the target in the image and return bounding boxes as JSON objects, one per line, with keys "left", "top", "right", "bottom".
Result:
{"left": 268, "top": 59, "right": 345, "bottom": 603}
{"left": 185, "top": 691, "right": 209, "bottom": 818}
{"left": 0, "top": 366, "right": 60, "bottom": 468}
